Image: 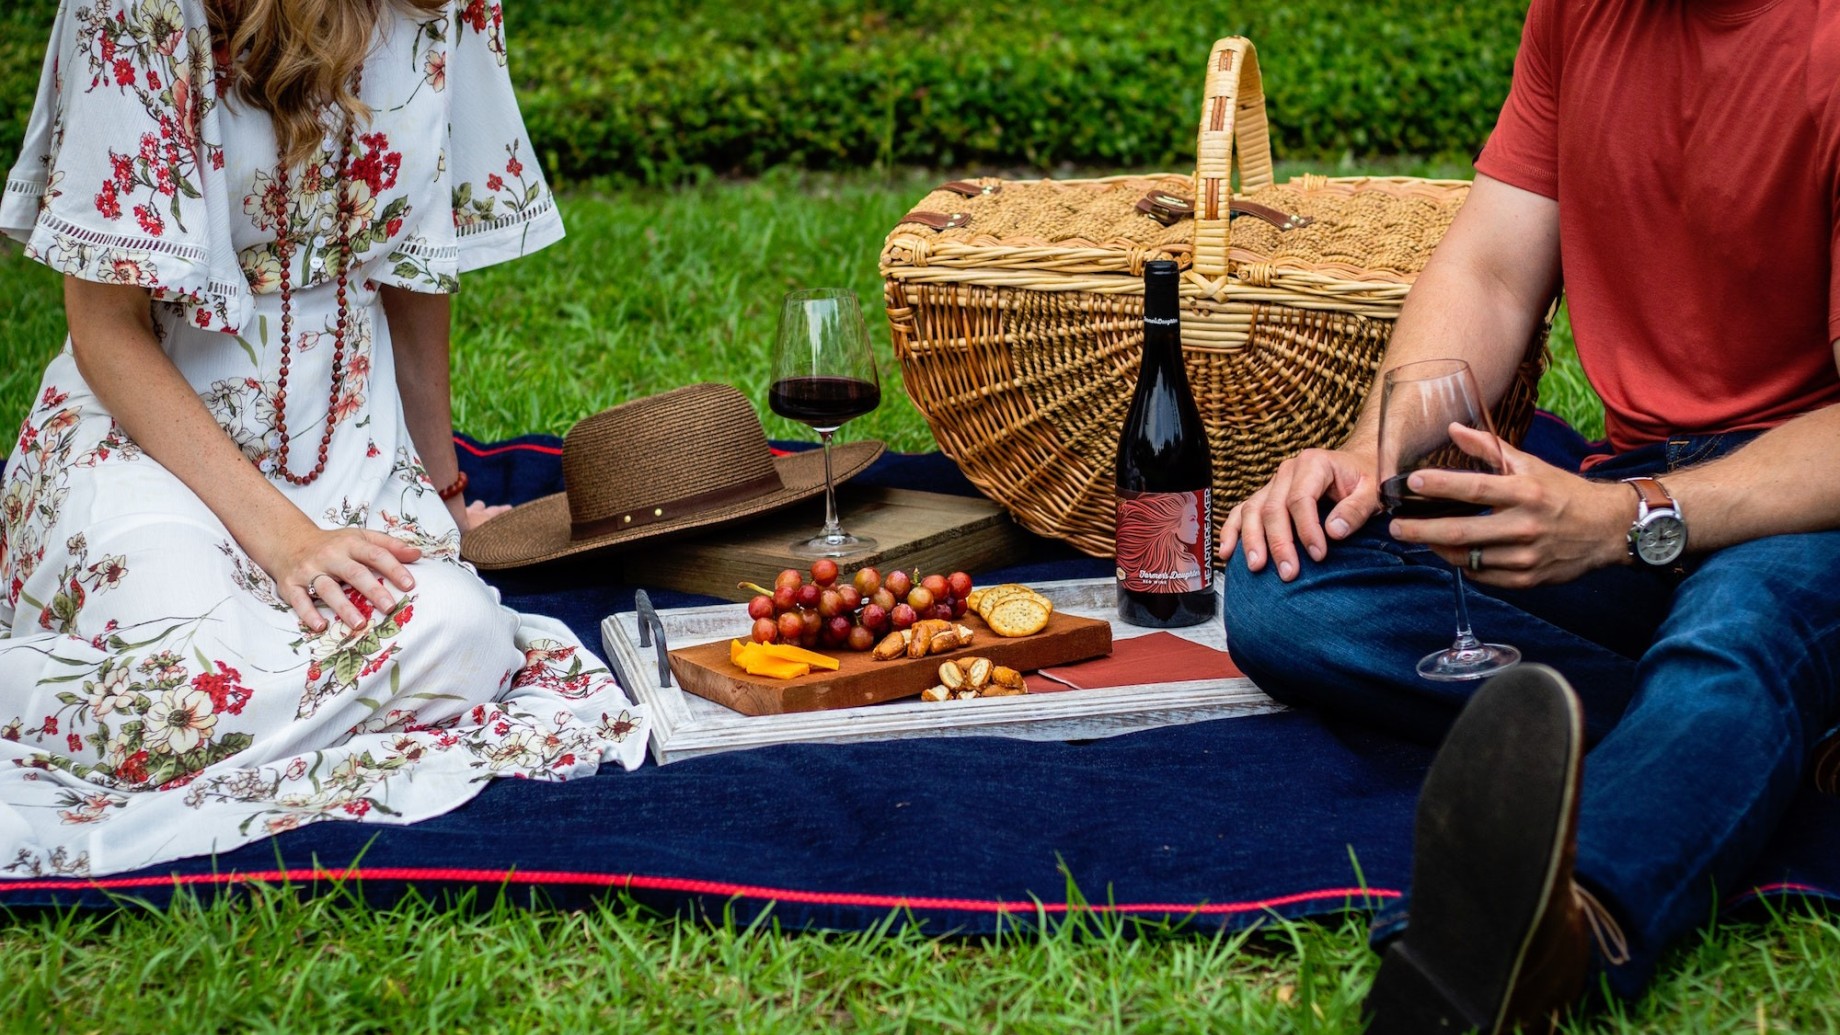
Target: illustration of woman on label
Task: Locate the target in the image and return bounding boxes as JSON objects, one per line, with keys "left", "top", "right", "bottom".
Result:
{"left": 1115, "top": 492, "right": 1209, "bottom": 592}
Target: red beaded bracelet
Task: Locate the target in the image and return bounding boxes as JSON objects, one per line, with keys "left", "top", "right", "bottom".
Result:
{"left": 437, "top": 470, "right": 468, "bottom": 501}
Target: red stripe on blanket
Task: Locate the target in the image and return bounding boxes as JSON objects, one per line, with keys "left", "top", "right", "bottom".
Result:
{"left": 1728, "top": 881, "right": 1839, "bottom": 906}
{"left": 453, "top": 438, "right": 564, "bottom": 457}
{"left": 0, "top": 867, "right": 1399, "bottom": 913}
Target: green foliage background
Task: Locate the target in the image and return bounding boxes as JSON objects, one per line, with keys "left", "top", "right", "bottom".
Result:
{"left": 2, "top": 0, "right": 1525, "bottom": 183}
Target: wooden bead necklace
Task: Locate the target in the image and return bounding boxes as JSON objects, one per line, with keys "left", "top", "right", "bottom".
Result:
{"left": 266, "top": 66, "right": 364, "bottom": 487}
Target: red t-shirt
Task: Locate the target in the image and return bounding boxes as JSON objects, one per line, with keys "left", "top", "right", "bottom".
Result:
{"left": 1476, "top": 0, "right": 1840, "bottom": 452}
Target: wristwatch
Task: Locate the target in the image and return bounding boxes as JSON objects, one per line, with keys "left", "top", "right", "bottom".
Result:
{"left": 1621, "top": 477, "right": 1687, "bottom": 567}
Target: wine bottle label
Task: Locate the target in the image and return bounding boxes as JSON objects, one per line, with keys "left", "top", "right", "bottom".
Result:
{"left": 1114, "top": 489, "right": 1213, "bottom": 593}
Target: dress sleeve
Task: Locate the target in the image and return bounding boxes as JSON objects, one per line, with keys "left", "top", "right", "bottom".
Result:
{"left": 374, "top": 0, "right": 563, "bottom": 295}
{"left": 1473, "top": 0, "right": 1561, "bottom": 201}
{"left": 0, "top": 0, "right": 250, "bottom": 335}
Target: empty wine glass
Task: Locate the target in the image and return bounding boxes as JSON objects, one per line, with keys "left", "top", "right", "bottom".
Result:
{"left": 769, "top": 288, "right": 882, "bottom": 558}
{"left": 1376, "top": 358, "right": 1521, "bottom": 681}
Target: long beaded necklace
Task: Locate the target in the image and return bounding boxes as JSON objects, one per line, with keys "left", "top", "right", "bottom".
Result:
{"left": 266, "top": 66, "right": 364, "bottom": 487}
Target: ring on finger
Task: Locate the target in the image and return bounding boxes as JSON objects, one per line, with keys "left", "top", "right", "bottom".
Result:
{"left": 306, "top": 572, "right": 334, "bottom": 600}
{"left": 1468, "top": 546, "right": 1484, "bottom": 573}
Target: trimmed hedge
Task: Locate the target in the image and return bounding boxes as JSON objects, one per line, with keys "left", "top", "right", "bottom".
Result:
{"left": 3, "top": 0, "right": 1528, "bottom": 183}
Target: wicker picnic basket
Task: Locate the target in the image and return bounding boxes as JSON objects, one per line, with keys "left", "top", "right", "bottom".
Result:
{"left": 880, "top": 37, "right": 1548, "bottom": 557}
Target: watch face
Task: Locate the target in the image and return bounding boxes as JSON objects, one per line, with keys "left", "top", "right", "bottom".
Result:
{"left": 1636, "top": 514, "right": 1687, "bottom": 565}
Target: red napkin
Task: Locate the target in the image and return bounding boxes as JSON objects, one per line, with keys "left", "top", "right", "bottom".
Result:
{"left": 1027, "top": 631, "right": 1242, "bottom": 693}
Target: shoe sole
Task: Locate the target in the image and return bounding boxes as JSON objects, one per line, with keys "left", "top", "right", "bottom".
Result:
{"left": 1364, "top": 664, "right": 1584, "bottom": 1035}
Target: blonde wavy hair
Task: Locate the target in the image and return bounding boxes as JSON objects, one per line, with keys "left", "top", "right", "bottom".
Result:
{"left": 207, "top": 0, "right": 448, "bottom": 168}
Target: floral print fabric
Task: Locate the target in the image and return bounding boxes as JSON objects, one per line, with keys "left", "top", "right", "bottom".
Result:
{"left": 0, "top": 0, "right": 645, "bottom": 879}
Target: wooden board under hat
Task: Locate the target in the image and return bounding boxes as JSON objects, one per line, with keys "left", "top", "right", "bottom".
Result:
{"left": 667, "top": 610, "right": 1114, "bottom": 716}
{"left": 615, "top": 486, "right": 1045, "bottom": 603}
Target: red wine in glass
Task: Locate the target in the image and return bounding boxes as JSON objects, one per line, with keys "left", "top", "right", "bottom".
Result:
{"left": 770, "top": 288, "right": 882, "bottom": 558}
{"left": 1376, "top": 359, "right": 1520, "bottom": 681}
{"left": 768, "top": 375, "right": 881, "bottom": 429}
{"left": 1379, "top": 472, "right": 1490, "bottom": 520}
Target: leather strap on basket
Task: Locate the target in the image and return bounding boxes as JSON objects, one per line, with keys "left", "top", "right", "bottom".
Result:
{"left": 1193, "top": 37, "right": 1276, "bottom": 277}
{"left": 941, "top": 179, "right": 1001, "bottom": 198}
{"left": 1227, "top": 199, "right": 1312, "bottom": 231}
{"left": 1138, "top": 190, "right": 1310, "bottom": 231}
{"left": 900, "top": 210, "right": 971, "bottom": 231}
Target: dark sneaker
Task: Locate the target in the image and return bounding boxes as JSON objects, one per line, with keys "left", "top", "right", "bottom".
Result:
{"left": 1364, "top": 664, "right": 1606, "bottom": 1034}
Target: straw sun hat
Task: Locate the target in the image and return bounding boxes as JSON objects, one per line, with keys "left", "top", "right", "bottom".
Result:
{"left": 461, "top": 383, "right": 884, "bottom": 569}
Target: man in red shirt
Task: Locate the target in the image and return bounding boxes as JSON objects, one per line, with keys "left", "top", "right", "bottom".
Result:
{"left": 1221, "top": 0, "right": 1840, "bottom": 1029}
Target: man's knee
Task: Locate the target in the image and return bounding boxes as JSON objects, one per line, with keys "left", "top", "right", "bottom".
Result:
{"left": 1224, "top": 546, "right": 1326, "bottom": 699}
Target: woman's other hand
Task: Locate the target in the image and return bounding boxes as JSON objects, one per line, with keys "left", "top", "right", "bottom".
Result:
{"left": 451, "top": 497, "right": 510, "bottom": 532}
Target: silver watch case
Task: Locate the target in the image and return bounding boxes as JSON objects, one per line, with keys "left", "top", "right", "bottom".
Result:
{"left": 1629, "top": 507, "right": 1687, "bottom": 567}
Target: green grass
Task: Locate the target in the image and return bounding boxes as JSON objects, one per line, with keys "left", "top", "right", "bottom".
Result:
{"left": 0, "top": 167, "right": 1808, "bottom": 1033}
{"left": 1, "top": 883, "right": 1837, "bottom": 1031}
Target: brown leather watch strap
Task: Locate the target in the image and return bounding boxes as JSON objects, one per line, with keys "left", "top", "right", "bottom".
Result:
{"left": 1624, "top": 476, "right": 1673, "bottom": 513}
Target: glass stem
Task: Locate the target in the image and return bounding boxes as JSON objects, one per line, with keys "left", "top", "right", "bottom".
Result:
{"left": 1450, "top": 568, "right": 1483, "bottom": 650}
{"left": 818, "top": 428, "right": 842, "bottom": 542}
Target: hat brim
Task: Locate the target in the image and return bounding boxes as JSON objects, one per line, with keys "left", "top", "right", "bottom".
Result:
{"left": 460, "top": 440, "right": 886, "bottom": 569}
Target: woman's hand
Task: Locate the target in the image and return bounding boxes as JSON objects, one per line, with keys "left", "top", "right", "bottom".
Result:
{"left": 1389, "top": 424, "right": 1632, "bottom": 588}
{"left": 262, "top": 526, "right": 423, "bottom": 633}
{"left": 450, "top": 497, "right": 511, "bottom": 532}
{"left": 1218, "top": 446, "right": 1382, "bottom": 581}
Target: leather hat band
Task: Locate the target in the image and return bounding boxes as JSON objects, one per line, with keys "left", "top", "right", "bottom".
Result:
{"left": 569, "top": 471, "right": 784, "bottom": 540}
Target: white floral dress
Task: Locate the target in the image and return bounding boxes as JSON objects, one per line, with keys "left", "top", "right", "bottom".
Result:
{"left": 0, "top": 0, "right": 647, "bottom": 879}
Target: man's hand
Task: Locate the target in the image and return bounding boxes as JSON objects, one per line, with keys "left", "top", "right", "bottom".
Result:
{"left": 1390, "top": 424, "right": 1632, "bottom": 588}
{"left": 1218, "top": 446, "right": 1382, "bottom": 581}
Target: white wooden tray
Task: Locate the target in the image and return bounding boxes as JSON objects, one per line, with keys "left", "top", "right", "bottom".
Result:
{"left": 601, "top": 578, "right": 1280, "bottom": 765}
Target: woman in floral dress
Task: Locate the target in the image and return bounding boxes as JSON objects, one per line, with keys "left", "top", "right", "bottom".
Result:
{"left": 0, "top": 0, "right": 647, "bottom": 878}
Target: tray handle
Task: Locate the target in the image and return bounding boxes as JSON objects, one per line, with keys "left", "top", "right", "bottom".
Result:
{"left": 1193, "top": 37, "right": 1275, "bottom": 278}
{"left": 633, "top": 589, "right": 673, "bottom": 688}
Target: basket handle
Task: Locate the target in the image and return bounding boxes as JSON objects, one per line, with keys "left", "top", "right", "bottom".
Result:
{"left": 1193, "top": 37, "right": 1276, "bottom": 278}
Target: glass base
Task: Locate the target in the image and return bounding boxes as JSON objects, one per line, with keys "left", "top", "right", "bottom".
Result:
{"left": 1416, "top": 642, "right": 1521, "bottom": 682}
{"left": 788, "top": 532, "right": 878, "bottom": 559}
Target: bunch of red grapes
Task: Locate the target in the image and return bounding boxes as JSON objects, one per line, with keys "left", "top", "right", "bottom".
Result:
{"left": 745, "top": 559, "right": 975, "bottom": 652}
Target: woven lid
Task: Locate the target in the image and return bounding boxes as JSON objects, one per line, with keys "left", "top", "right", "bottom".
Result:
{"left": 892, "top": 175, "right": 1195, "bottom": 264}
{"left": 1225, "top": 178, "right": 1466, "bottom": 281}
{"left": 886, "top": 173, "right": 1468, "bottom": 285}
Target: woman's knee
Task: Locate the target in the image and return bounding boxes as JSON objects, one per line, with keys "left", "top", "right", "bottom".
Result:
{"left": 398, "top": 562, "right": 518, "bottom": 660}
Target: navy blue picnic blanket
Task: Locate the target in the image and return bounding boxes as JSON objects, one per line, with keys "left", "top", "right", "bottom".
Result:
{"left": 4, "top": 413, "right": 1836, "bottom": 930}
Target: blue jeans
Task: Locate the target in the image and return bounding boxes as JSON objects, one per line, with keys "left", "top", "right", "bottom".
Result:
{"left": 1223, "top": 432, "right": 1840, "bottom": 999}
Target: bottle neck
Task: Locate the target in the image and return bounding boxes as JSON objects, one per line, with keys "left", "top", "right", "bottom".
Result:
{"left": 1141, "top": 275, "right": 1182, "bottom": 370}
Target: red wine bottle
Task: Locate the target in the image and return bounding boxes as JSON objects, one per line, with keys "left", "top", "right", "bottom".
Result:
{"left": 1115, "top": 259, "right": 1215, "bottom": 628}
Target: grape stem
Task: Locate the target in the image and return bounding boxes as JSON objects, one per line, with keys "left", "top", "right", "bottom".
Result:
{"left": 737, "top": 581, "right": 775, "bottom": 596}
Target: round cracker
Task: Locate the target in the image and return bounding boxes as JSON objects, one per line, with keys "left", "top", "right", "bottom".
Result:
{"left": 987, "top": 596, "right": 1051, "bottom": 637}
{"left": 975, "top": 584, "right": 1034, "bottom": 618}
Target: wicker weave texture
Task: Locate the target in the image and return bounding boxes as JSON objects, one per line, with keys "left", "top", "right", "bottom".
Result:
{"left": 880, "top": 37, "right": 1546, "bottom": 558}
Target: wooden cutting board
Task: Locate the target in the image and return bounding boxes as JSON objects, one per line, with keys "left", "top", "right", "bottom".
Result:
{"left": 617, "top": 487, "right": 1045, "bottom": 602}
{"left": 668, "top": 610, "right": 1114, "bottom": 716}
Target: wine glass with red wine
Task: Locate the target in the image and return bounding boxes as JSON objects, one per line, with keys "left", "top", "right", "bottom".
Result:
{"left": 1376, "top": 358, "right": 1521, "bottom": 681}
{"left": 769, "top": 287, "right": 882, "bottom": 558}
